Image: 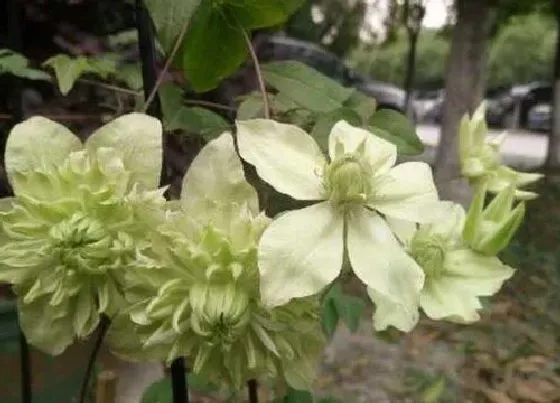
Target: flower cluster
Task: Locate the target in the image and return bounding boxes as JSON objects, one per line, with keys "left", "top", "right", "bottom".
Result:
{"left": 0, "top": 103, "right": 538, "bottom": 390}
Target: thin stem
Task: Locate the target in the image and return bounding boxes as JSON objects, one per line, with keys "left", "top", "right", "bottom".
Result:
{"left": 247, "top": 379, "right": 259, "bottom": 403}
{"left": 78, "top": 79, "right": 141, "bottom": 96}
{"left": 78, "top": 315, "right": 111, "bottom": 403}
{"left": 241, "top": 29, "right": 269, "bottom": 119}
{"left": 142, "top": 19, "right": 189, "bottom": 113}
{"left": 184, "top": 99, "right": 237, "bottom": 111}
{"left": 19, "top": 330, "right": 32, "bottom": 403}
{"left": 171, "top": 358, "right": 189, "bottom": 403}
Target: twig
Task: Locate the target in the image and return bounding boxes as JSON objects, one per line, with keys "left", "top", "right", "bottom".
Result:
{"left": 78, "top": 79, "right": 141, "bottom": 96}
{"left": 184, "top": 99, "right": 237, "bottom": 111}
{"left": 241, "top": 29, "right": 269, "bottom": 119}
{"left": 142, "top": 20, "right": 189, "bottom": 113}
{"left": 78, "top": 315, "right": 111, "bottom": 403}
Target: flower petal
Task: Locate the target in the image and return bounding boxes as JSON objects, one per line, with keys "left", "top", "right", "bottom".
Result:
{"left": 236, "top": 119, "right": 325, "bottom": 200}
{"left": 368, "top": 288, "right": 419, "bottom": 332}
{"left": 86, "top": 113, "right": 163, "bottom": 189}
{"left": 385, "top": 217, "right": 417, "bottom": 246}
{"left": 5, "top": 117, "right": 81, "bottom": 186}
{"left": 420, "top": 280, "right": 481, "bottom": 323}
{"left": 369, "top": 162, "right": 446, "bottom": 223}
{"left": 328, "top": 120, "right": 396, "bottom": 174}
{"left": 181, "top": 132, "right": 259, "bottom": 216}
{"left": 347, "top": 207, "right": 424, "bottom": 325}
{"left": 258, "top": 201, "right": 343, "bottom": 307}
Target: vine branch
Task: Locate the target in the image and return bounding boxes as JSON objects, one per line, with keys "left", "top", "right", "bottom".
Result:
{"left": 241, "top": 29, "right": 270, "bottom": 119}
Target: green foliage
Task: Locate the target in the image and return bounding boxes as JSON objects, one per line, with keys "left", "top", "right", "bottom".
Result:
{"left": 488, "top": 13, "right": 556, "bottom": 88}
{"left": 43, "top": 53, "right": 119, "bottom": 95}
{"left": 321, "top": 283, "right": 366, "bottom": 338}
{"left": 369, "top": 109, "right": 424, "bottom": 155}
{"left": 273, "top": 388, "right": 343, "bottom": 403}
{"left": 147, "top": 0, "right": 305, "bottom": 92}
{"left": 0, "top": 49, "right": 50, "bottom": 81}
{"left": 262, "top": 61, "right": 354, "bottom": 113}
{"left": 158, "top": 83, "right": 230, "bottom": 140}
{"left": 311, "top": 108, "right": 362, "bottom": 152}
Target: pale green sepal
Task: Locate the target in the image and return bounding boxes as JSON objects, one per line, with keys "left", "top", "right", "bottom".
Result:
{"left": 257, "top": 201, "right": 344, "bottom": 307}
{"left": 85, "top": 112, "right": 163, "bottom": 189}
{"left": 476, "top": 202, "right": 525, "bottom": 256}
{"left": 463, "top": 182, "right": 487, "bottom": 243}
{"left": 236, "top": 119, "right": 326, "bottom": 200}
{"left": 5, "top": 116, "right": 81, "bottom": 187}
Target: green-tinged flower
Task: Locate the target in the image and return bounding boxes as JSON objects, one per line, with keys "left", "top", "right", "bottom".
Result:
{"left": 463, "top": 184, "right": 525, "bottom": 256}
{"left": 459, "top": 102, "right": 542, "bottom": 199}
{"left": 236, "top": 118, "right": 451, "bottom": 317}
{"left": 0, "top": 114, "right": 165, "bottom": 354}
{"left": 107, "top": 133, "right": 324, "bottom": 390}
{"left": 372, "top": 204, "right": 515, "bottom": 332}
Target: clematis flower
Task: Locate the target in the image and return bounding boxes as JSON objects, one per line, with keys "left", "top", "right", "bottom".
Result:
{"left": 373, "top": 204, "right": 515, "bottom": 332}
{"left": 236, "top": 119, "right": 450, "bottom": 313}
{"left": 459, "top": 102, "right": 542, "bottom": 200}
{"left": 108, "top": 133, "right": 324, "bottom": 390}
{"left": 0, "top": 114, "right": 165, "bottom": 354}
{"left": 463, "top": 184, "right": 525, "bottom": 256}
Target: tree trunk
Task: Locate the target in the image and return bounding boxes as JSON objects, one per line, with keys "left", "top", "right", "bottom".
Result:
{"left": 433, "top": 0, "right": 495, "bottom": 203}
{"left": 545, "top": 4, "right": 560, "bottom": 169}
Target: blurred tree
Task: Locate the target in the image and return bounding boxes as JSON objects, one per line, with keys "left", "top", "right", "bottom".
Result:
{"left": 285, "top": 0, "right": 368, "bottom": 56}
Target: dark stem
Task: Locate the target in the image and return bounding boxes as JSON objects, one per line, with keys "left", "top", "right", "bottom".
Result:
{"left": 78, "top": 315, "right": 111, "bottom": 403}
{"left": 248, "top": 379, "right": 259, "bottom": 403}
{"left": 171, "top": 358, "right": 189, "bottom": 403}
{"left": 18, "top": 329, "right": 32, "bottom": 403}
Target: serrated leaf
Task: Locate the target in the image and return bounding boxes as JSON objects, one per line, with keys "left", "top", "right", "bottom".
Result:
{"left": 43, "top": 54, "right": 118, "bottom": 95}
{"left": 262, "top": 61, "right": 353, "bottom": 113}
{"left": 145, "top": 0, "right": 201, "bottom": 53}
{"left": 0, "top": 49, "right": 50, "bottom": 81}
{"left": 344, "top": 91, "right": 377, "bottom": 124}
{"left": 311, "top": 108, "right": 362, "bottom": 152}
{"left": 159, "top": 83, "right": 230, "bottom": 140}
{"left": 369, "top": 109, "right": 424, "bottom": 155}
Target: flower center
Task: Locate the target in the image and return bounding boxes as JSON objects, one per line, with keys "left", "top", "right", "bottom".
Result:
{"left": 48, "top": 213, "right": 111, "bottom": 274}
{"left": 324, "top": 154, "right": 372, "bottom": 206}
{"left": 410, "top": 231, "right": 447, "bottom": 279}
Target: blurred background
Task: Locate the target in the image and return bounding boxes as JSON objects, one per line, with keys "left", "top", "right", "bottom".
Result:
{"left": 1, "top": 1, "right": 560, "bottom": 402}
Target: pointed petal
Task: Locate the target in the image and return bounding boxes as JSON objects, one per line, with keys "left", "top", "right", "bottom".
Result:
{"left": 328, "top": 120, "right": 396, "bottom": 174}
{"left": 6, "top": 117, "right": 81, "bottom": 186}
{"left": 478, "top": 202, "right": 525, "bottom": 255}
{"left": 257, "top": 201, "right": 344, "bottom": 307}
{"left": 369, "top": 162, "right": 445, "bottom": 223}
{"left": 236, "top": 119, "right": 325, "bottom": 200}
{"left": 86, "top": 113, "right": 163, "bottom": 189}
{"left": 181, "top": 132, "right": 259, "bottom": 215}
{"left": 347, "top": 208, "right": 424, "bottom": 323}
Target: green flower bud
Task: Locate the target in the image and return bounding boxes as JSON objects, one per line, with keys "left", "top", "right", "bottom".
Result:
{"left": 463, "top": 184, "right": 525, "bottom": 256}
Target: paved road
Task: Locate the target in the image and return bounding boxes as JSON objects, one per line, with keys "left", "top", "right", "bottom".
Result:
{"left": 415, "top": 124, "right": 548, "bottom": 169}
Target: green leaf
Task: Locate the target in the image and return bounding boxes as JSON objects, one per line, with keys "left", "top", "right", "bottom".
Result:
{"left": 43, "top": 54, "right": 118, "bottom": 95}
{"left": 0, "top": 49, "right": 50, "bottom": 81}
{"left": 276, "top": 388, "right": 314, "bottom": 403}
{"left": 321, "top": 296, "right": 339, "bottom": 338}
{"left": 145, "top": 0, "right": 201, "bottom": 53}
{"left": 237, "top": 93, "right": 267, "bottom": 119}
{"left": 420, "top": 376, "right": 446, "bottom": 403}
{"left": 179, "top": 2, "right": 247, "bottom": 92}
{"left": 344, "top": 91, "right": 377, "bottom": 124}
{"left": 159, "top": 83, "right": 230, "bottom": 140}
{"left": 311, "top": 108, "right": 362, "bottom": 152}
{"left": 229, "top": 0, "right": 305, "bottom": 29}
{"left": 115, "top": 63, "right": 143, "bottom": 91}
{"left": 369, "top": 109, "right": 424, "bottom": 155}
{"left": 333, "top": 293, "right": 365, "bottom": 333}
{"left": 262, "top": 61, "right": 354, "bottom": 113}
{"left": 141, "top": 377, "right": 172, "bottom": 403}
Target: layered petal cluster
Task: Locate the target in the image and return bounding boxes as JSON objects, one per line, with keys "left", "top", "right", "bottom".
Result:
{"left": 459, "top": 102, "right": 542, "bottom": 199}
{"left": 0, "top": 114, "right": 165, "bottom": 354}
{"left": 374, "top": 204, "right": 515, "bottom": 332}
{"left": 108, "top": 133, "right": 324, "bottom": 390}
{"left": 236, "top": 119, "right": 450, "bottom": 319}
